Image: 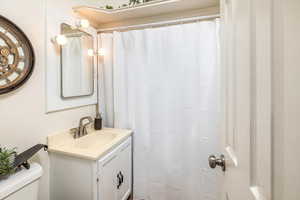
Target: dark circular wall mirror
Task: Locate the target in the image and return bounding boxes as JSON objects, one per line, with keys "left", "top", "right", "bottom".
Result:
{"left": 0, "top": 15, "right": 35, "bottom": 95}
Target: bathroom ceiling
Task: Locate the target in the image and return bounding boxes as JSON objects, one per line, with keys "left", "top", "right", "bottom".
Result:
{"left": 73, "top": 0, "right": 219, "bottom": 30}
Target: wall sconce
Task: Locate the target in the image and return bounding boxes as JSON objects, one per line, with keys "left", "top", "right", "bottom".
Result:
{"left": 87, "top": 48, "right": 106, "bottom": 57}
{"left": 98, "top": 48, "right": 106, "bottom": 56}
{"left": 52, "top": 19, "right": 90, "bottom": 46}
{"left": 87, "top": 49, "right": 95, "bottom": 57}
{"left": 51, "top": 34, "right": 68, "bottom": 46}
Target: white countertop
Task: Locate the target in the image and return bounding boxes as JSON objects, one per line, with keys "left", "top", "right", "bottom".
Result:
{"left": 47, "top": 127, "right": 132, "bottom": 160}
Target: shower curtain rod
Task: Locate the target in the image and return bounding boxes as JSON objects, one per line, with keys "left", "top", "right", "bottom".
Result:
{"left": 97, "top": 14, "right": 220, "bottom": 33}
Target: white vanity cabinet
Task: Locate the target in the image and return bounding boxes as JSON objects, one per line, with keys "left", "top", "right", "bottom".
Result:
{"left": 98, "top": 138, "right": 132, "bottom": 200}
{"left": 49, "top": 134, "right": 132, "bottom": 200}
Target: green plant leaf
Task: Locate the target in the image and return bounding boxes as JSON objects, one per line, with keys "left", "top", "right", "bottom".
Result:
{"left": 0, "top": 147, "right": 17, "bottom": 176}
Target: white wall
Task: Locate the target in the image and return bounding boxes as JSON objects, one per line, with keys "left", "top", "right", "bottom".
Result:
{"left": 0, "top": 0, "right": 100, "bottom": 200}
{"left": 273, "top": 0, "right": 300, "bottom": 199}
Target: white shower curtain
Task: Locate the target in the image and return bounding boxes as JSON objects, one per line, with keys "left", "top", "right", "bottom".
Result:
{"left": 99, "top": 20, "right": 221, "bottom": 200}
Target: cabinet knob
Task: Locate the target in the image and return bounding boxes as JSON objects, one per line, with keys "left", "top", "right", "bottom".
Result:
{"left": 117, "top": 172, "right": 123, "bottom": 189}
{"left": 120, "top": 172, "right": 124, "bottom": 183}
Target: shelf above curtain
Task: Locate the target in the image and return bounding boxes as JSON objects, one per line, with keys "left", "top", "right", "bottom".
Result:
{"left": 73, "top": 0, "right": 219, "bottom": 30}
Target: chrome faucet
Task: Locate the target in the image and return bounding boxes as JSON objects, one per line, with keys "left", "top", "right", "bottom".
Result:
{"left": 70, "top": 116, "right": 93, "bottom": 139}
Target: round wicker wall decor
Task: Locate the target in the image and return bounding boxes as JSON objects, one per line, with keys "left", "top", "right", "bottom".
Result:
{"left": 0, "top": 15, "right": 35, "bottom": 95}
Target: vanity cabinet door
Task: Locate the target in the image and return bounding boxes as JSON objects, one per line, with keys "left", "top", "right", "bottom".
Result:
{"left": 117, "top": 140, "right": 132, "bottom": 200}
{"left": 98, "top": 151, "right": 119, "bottom": 200}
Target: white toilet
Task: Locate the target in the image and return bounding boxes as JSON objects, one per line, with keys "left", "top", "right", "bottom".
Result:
{"left": 0, "top": 163, "right": 42, "bottom": 200}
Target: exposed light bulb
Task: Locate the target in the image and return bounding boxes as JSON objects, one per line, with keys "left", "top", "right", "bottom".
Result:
{"left": 88, "top": 49, "right": 95, "bottom": 57}
{"left": 80, "top": 19, "right": 90, "bottom": 28}
{"left": 55, "top": 35, "right": 67, "bottom": 46}
{"left": 98, "top": 48, "right": 106, "bottom": 56}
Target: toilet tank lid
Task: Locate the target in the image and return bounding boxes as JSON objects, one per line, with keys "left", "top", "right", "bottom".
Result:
{"left": 0, "top": 163, "right": 43, "bottom": 199}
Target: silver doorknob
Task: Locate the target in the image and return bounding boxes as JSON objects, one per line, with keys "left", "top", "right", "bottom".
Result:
{"left": 208, "top": 154, "right": 226, "bottom": 172}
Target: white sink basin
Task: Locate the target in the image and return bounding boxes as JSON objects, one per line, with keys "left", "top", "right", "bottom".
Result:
{"left": 74, "top": 132, "right": 118, "bottom": 149}
{"left": 47, "top": 128, "right": 132, "bottom": 160}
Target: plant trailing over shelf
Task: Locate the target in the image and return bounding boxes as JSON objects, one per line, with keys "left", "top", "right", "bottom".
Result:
{"left": 103, "top": 0, "right": 155, "bottom": 10}
{"left": 0, "top": 147, "right": 17, "bottom": 180}
{"left": 105, "top": 5, "right": 114, "bottom": 9}
{"left": 130, "top": 0, "right": 152, "bottom": 6}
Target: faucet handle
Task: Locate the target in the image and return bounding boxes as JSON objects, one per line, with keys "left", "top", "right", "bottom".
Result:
{"left": 79, "top": 116, "right": 93, "bottom": 127}
{"left": 70, "top": 128, "right": 78, "bottom": 138}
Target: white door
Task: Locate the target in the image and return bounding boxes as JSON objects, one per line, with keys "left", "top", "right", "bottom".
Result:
{"left": 209, "top": 0, "right": 272, "bottom": 199}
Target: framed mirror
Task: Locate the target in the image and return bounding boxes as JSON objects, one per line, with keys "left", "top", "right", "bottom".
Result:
{"left": 60, "top": 23, "right": 94, "bottom": 99}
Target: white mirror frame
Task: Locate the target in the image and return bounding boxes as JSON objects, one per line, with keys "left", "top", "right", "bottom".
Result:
{"left": 60, "top": 23, "right": 95, "bottom": 99}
